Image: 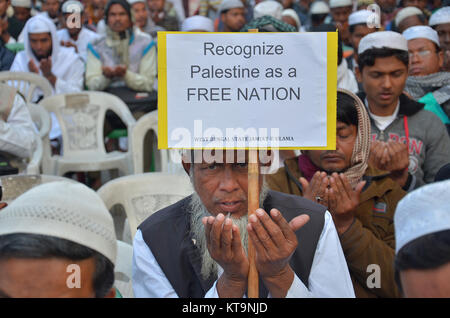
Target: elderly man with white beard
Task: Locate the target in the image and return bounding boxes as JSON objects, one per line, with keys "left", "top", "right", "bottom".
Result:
{"left": 132, "top": 150, "right": 355, "bottom": 298}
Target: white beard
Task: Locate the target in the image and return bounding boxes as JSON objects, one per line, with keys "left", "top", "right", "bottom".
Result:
{"left": 188, "top": 173, "right": 270, "bottom": 280}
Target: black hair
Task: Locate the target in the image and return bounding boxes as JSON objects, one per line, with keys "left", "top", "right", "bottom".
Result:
{"left": 435, "top": 163, "right": 450, "bottom": 182}
{"left": 311, "top": 13, "right": 328, "bottom": 26}
{"left": 337, "top": 91, "right": 359, "bottom": 127}
{"left": 0, "top": 233, "right": 115, "bottom": 298}
{"left": 395, "top": 230, "right": 450, "bottom": 294}
{"left": 104, "top": 0, "right": 132, "bottom": 23}
{"left": 349, "top": 22, "right": 373, "bottom": 34}
{"left": 357, "top": 47, "right": 409, "bottom": 72}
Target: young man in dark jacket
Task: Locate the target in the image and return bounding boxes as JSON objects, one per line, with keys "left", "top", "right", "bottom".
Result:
{"left": 355, "top": 31, "right": 450, "bottom": 190}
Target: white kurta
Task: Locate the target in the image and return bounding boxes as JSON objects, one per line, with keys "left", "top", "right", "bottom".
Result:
{"left": 132, "top": 211, "right": 356, "bottom": 298}
{"left": 0, "top": 94, "right": 37, "bottom": 159}
{"left": 10, "top": 15, "right": 85, "bottom": 139}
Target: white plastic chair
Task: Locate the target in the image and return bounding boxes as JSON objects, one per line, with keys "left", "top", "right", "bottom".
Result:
{"left": 97, "top": 172, "right": 193, "bottom": 241}
{"left": 38, "top": 91, "right": 136, "bottom": 177}
{"left": 0, "top": 174, "right": 77, "bottom": 203}
{"left": 114, "top": 240, "right": 134, "bottom": 298}
{"left": 27, "top": 103, "right": 51, "bottom": 140}
{"left": 0, "top": 71, "right": 52, "bottom": 103}
{"left": 130, "top": 110, "right": 168, "bottom": 173}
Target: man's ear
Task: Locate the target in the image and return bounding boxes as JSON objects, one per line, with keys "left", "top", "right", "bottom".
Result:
{"left": 438, "top": 50, "right": 444, "bottom": 69}
{"left": 355, "top": 65, "right": 362, "bottom": 82}
{"left": 182, "top": 160, "right": 191, "bottom": 176}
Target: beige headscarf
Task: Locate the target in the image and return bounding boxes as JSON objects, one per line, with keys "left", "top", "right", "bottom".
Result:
{"left": 338, "top": 88, "right": 371, "bottom": 188}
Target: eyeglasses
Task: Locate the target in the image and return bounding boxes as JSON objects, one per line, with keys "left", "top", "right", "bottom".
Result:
{"left": 408, "top": 50, "right": 437, "bottom": 59}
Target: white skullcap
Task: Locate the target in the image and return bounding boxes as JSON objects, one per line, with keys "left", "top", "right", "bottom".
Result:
{"left": 0, "top": 181, "right": 117, "bottom": 265}
{"left": 403, "top": 25, "right": 440, "bottom": 47}
{"left": 358, "top": 31, "right": 408, "bottom": 54}
{"left": 128, "top": 0, "right": 146, "bottom": 4}
{"left": 394, "top": 180, "right": 450, "bottom": 253}
{"left": 27, "top": 15, "right": 52, "bottom": 34}
{"left": 395, "top": 6, "right": 423, "bottom": 27}
{"left": 282, "top": 8, "right": 301, "bottom": 30}
{"left": 11, "top": 0, "right": 31, "bottom": 8}
{"left": 349, "top": 9, "right": 373, "bottom": 26}
{"left": 310, "top": 1, "right": 330, "bottom": 15}
{"left": 329, "top": 0, "right": 352, "bottom": 8}
{"left": 253, "top": 0, "right": 283, "bottom": 20}
{"left": 61, "top": 0, "right": 84, "bottom": 13}
{"left": 218, "top": 0, "right": 244, "bottom": 13}
{"left": 181, "top": 15, "right": 214, "bottom": 32}
{"left": 429, "top": 6, "right": 450, "bottom": 26}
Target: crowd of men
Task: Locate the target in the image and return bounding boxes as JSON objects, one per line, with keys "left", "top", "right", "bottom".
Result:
{"left": 0, "top": 0, "right": 449, "bottom": 299}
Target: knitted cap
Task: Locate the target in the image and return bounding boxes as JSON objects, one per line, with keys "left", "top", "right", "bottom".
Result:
{"left": 403, "top": 25, "right": 440, "bottom": 47}
{"left": 181, "top": 15, "right": 214, "bottom": 32}
{"left": 11, "top": 0, "right": 32, "bottom": 8}
{"left": 329, "top": 0, "right": 352, "bottom": 8}
{"left": 429, "top": 6, "right": 450, "bottom": 26}
{"left": 358, "top": 31, "right": 408, "bottom": 54}
{"left": 0, "top": 181, "right": 117, "bottom": 265}
{"left": 282, "top": 8, "right": 301, "bottom": 30}
{"left": 310, "top": 1, "right": 330, "bottom": 15}
{"left": 394, "top": 180, "right": 450, "bottom": 253}
{"left": 61, "top": 0, "right": 84, "bottom": 13}
{"left": 218, "top": 0, "right": 244, "bottom": 13}
{"left": 348, "top": 9, "right": 373, "bottom": 26}
{"left": 253, "top": 0, "right": 283, "bottom": 20}
{"left": 395, "top": 6, "right": 423, "bottom": 27}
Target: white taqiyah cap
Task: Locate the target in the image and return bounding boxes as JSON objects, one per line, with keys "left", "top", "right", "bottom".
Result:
{"left": 403, "top": 25, "right": 440, "bottom": 47}
{"left": 218, "top": 0, "right": 244, "bottom": 13}
{"left": 181, "top": 15, "right": 214, "bottom": 32}
{"left": 394, "top": 180, "right": 450, "bottom": 253}
{"left": 11, "top": 0, "right": 32, "bottom": 8}
{"left": 282, "top": 8, "right": 301, "bottom": 30}
{"left": 358, "top": 31, "right": 408, "bottom": 54}
{"left": 348, "top": 9, "right": 373, "bottom": 26}
{"left": 61, "top": 0, "right": 84, "bottom": 13}
{"left": 253, "top": 0, "right": 283, "bottom": 20}
{"left": 329, "top": 0, "right": 352, "bottom": 8}
{"left": 310, "top": 1, "right": 330, "bottom": 14}
{"left": 128, "top": 0, "right": 146, "bottom": 5}
{"left": 429, "top": 6, "right": 450, "bottom": 26}
{"left": 27, "top": 15, "right": 53, "bottom": 34}
{"left": 0, "top": 181, "right": 117, "bottom": 265}
{"left": 395, "top": 6, "right": 423, "bottom": 27}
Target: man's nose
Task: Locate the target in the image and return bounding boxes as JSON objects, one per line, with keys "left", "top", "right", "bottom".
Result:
{"left": 219, "top": 167, "right": 240, "bottom": 193}
{"left": 381, "top": 75, "right": 392, "bottom": 88}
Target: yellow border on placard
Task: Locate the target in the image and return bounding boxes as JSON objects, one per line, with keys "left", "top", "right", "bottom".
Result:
{"left": 157, "top": 31, "right": 337, "bottom": 150}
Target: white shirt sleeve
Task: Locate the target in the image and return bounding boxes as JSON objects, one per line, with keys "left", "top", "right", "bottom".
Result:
{"left": 132, "top": 211, "right": 355, "bottom": 298}
{"left": 0, "top": 95, "right": 37, "bottom": 158}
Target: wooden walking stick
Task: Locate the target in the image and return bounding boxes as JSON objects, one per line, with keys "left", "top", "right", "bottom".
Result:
{"left": 247, "top": 148, "right": 259, "bottom": 298}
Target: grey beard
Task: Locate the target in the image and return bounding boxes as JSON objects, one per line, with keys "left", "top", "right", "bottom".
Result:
{"left": 188, "top": 174, "right": 270, "bottom": 280}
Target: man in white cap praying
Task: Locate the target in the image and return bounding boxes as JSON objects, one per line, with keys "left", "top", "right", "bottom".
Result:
{"left": 346, "top": 10, "right": 378, "bottom": 79}
{"left": 181, "top": 15, "right": 214, "bottom": 31}
{"left": 403, "top": 25, "right": 450, "bottom": 131}
{"left": 394, "top": 180, "right": 450, "bottom": 297}
{"left": 308, "top": 0, "right": 329, "bottom": 29}
{"left": 356, "top": 31, "right": 450, "bottom": 190}
{"left": 10, "top": 14, "right": 84, "bottom": 141}
{"left": 57, "top": 0, "right": 101, "bottom": 63}
{"left": 329, "top": 0, "right": 353, "bottom": 46}
{"left": 10, "top": 14, "right": 83, "bottom": 94}
{"left": 218, "top": 0, "right": 246, "bottom": 32}
{"left": 429, "top": 6, "right": 450, "bottom": 71}
{"left": 0, "top": 181, "right": 119, "bottom": 298}
{"left": 394, "top": 6, "right": 426, "bottom": 33}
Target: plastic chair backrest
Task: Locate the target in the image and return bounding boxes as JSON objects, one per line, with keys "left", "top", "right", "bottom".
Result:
{"left": 0, "top": 71, "right": 52, "bottom": 102}
{"left": 39, "top": 91, "right": 136, "bottom": 158}
{"left": 98, "top": 172, "right": 193, "bottom": 239}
